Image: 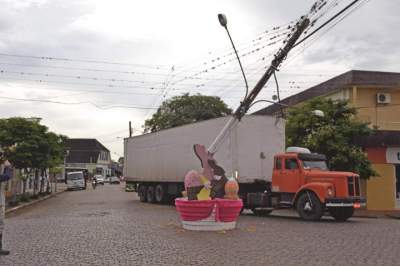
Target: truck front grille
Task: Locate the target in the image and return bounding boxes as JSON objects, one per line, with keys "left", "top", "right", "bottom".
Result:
{"left": 347, "top": 176, "right": 355, "bottom": 196}
{"left": 347, "top": 176, "right": 361, "bottom": 197}
{"left": 354, "top": 176, "right": 360, "bottom": 196}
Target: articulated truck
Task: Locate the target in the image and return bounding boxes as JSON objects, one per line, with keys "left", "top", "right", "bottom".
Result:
{"left": 124, "top": 115, "right": 365, "bottom": 221}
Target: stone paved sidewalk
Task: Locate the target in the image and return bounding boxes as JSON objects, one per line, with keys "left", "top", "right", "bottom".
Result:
{"left": 5, "top": 183, "right": 68, "bottom": 216}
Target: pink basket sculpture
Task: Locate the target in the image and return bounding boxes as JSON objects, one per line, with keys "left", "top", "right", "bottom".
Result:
{"left": 175, "top": 198, "right": 243, "bottom": 231}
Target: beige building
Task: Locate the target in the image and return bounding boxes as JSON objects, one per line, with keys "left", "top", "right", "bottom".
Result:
{"left": 65, "top": 139, "right": 112, "bottom": 179}
{"left": 256, "top": 70, "right": 400, "bottom": 210}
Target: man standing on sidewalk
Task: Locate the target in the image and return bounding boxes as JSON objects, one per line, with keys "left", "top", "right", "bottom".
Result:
{"left": 0, "top": 161, "right": 13, "bottom": 256}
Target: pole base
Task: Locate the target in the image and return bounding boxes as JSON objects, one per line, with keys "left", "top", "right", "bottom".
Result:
{"left": 0, "top": 249, "right": 10, "bottom": 256}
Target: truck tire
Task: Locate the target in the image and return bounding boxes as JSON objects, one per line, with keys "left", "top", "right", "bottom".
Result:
{"left": 146, "top": 185, "right": 156, "bottom": 203}
{"left": 296, "top": 192, "right": 323, "bottom": 221}
{"left": 155, "top": 184, "right": 168, "bottom": 203}
{"left": 138, "top": 184, "right": 147, "bottom": 202}
{"left": 329, "top": 207, "right": 354, "bottom": 222}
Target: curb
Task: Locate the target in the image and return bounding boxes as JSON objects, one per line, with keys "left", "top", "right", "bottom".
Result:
{"left": 352, "top": 214, "right": 379, "bottom": 219}
{"left": 385, "top": 214, "right": 400, "bottom": 219}
{"left": 353, "top": 211, "right": 400, "bottom": 220}
{"left": 5, "top": 189, "right": 66, "bottom": 216}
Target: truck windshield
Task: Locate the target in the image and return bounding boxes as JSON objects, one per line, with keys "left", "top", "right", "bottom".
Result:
{"left": 302, "top": 160, "right": 328, "bottom": 170}
{"left": 67, "top": 173, "right": 83, "bottom": 180}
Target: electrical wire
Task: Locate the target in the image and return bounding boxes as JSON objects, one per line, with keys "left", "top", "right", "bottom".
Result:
{"left": 0, "top": 95, "right": 158, "bottom": 110}
{"left": 294, "top": 0, "right": 362, "bottom": 48}
{"left": 94, "top": 129, "right": 128, "bottom": 138}
{"left": 283, "top": 0, "right": 371, "bottom": 68}
{"left": 0, "top": 53, "right": 169, "bottom": 70}
{"left": 169, "top": 35, "right": 287, "bottom": 87}
{"left": 0, "top": 1, "right": 360, "bottom": 115}
{"left": 172, "top": 21, "right": 296, "bottom": 77}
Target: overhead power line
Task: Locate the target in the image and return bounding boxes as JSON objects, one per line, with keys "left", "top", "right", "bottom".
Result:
{"left": 0, "top": 74, "right": 269, "bottom": 91}
{"left": 94, "top": 129, "right": 128, "bottom": 138}
{"left": 0, "top": 53, "right": 168, "bottom": 70}
{"left": 0, "top": 23, "right": 293, "bottom": 81}
{"left": 283, "top": 0, "right": 370, "bottom": 68}
{"left": 172, "top": 21, "right": 296, "bottom": 76}
{"left": 0, "top": 95, "right": 158, "bottom": 110}
{"left": 0, "top": 62, "right": 184, "bottom": 77}
{"left": 169, "top": 36, "right": 286, "bottom": 87}
{"left": 294, "top": 0, "right": 362, "bottom": 48}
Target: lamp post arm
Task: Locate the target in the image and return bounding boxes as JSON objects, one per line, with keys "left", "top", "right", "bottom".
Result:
{"left": 224, "top": 26, "right": 249, "bottom": 99}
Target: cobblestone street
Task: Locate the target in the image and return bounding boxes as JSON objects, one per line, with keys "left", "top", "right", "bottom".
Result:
{"left": 1, "top": 183, "right": 399, "bottom": 266}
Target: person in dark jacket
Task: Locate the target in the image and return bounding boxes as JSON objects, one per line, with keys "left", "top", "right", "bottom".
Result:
{"left": 0, "top": 163, "right": 13, "bottom": 256}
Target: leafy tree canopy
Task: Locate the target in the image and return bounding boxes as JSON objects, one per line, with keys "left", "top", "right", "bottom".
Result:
{"left": 144, "top": 93, "right": 232, "bottom": 132}
{"left": 286, "top": 98, "right": 377, "bottom": 179}
{"left": 0, "top": 117, "right": 67, "bottom": 171}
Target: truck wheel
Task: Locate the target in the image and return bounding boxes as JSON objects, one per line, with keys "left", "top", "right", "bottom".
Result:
{"left": 296, "top": 192, "right": 323, "bottom": 221}
{"left": 155, "top": 184, "right": 168, "bottom": 203}
{"left": 146, "top": 185, "right": 156, "bottom": 203}
{"left": 138, "top": 184, "right": 147, "bottom": 202}
{"left": 329, "top": 207, "right": 354, "bottom": 222}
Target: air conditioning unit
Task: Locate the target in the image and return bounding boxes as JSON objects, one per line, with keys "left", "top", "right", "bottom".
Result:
{"left": 377, "top": 93, "right": 391, "bottom": 104}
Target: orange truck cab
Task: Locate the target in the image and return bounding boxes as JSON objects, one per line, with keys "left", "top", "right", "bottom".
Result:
{"left": 246, "top": 147, "right": 366, "bottom": 221}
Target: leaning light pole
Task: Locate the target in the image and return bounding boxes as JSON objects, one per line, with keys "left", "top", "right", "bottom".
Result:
{"left": 203, "top": 14, "right": 310, "bottom": 157}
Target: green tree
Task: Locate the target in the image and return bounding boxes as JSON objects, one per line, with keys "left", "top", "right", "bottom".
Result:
{"left": 0, "top": 117, "right": 66, "bottom": 195}
{"left": 144, "top": 93, "right": 232, "bottom": 132}
{"left": 286, "top": 98, "right": 377, "bottom": 179}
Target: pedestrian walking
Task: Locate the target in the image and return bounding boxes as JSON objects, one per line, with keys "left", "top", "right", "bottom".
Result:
{"left": 0, "top": 161, "right": 13, "bottom": 256}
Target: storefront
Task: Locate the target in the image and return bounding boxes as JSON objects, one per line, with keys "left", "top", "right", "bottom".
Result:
{"left": 386, "top": 147, "right": 400, "bottom": 208}
{"left": 360, "top": 131, "right": 400, "bottom": 210}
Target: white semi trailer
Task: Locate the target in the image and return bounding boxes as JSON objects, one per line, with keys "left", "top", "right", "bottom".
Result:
{"left": 123, "top": 115, "right": 284, "bottom": 204}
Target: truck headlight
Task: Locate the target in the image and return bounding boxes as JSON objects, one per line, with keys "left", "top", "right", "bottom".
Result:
{"left": 327, "top": 187, "right": 335, "bottom": 197}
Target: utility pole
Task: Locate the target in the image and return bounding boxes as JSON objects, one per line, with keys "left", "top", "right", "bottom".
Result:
{"left": 129, "top": 121, "right": 132, "bottom": 138}
{"left": 208, "top": 17, "right": 310, "bottom": 154}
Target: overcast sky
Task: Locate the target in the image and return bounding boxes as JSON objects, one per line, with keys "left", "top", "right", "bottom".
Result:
{"left": 0, "top": 0, "right": 399, "bottom": 159}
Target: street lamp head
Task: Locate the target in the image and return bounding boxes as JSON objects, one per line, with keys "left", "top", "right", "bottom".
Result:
{"left": 218, "top": 13, "right": 227, "bottom": 27}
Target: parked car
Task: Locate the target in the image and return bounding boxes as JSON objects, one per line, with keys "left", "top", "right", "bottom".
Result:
{"left": 104, "top": 176, "right": 110, "bottom": 183}
{"left": 109, "top": 176, "right": 120, "bottom": 184}
{"left": 94, "top": 175, "right": 105, "bottom": 185}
